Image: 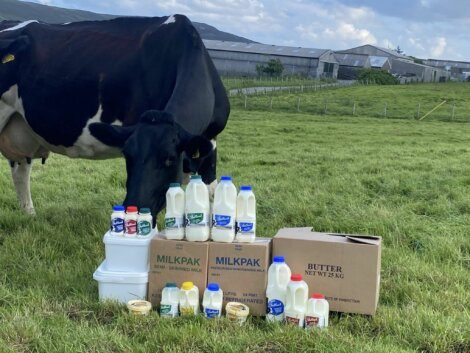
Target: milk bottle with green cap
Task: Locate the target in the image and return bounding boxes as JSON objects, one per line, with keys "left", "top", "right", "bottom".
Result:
{"left": 212, "top": 176, "right": 237, "bottom": 243}
{"left": 235, "top": 185, "right": 256, "bottom": 243}
{"left": 160, "top": 283, "right": 180, "bottom": 318}
{"left": 165, "top": 183, "right": 185, "bottom": 240}
{"left": 185, "top": 175, "right": 210, "bottom": 242}
{"left": 137, "top": 208, "right": 153, "bottom": 237}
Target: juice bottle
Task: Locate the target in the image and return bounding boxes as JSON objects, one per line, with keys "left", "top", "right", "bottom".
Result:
{"left": 179, "top": 281, "right": 199, "bottom": 315}
{"left": 285, "top": 274, "right": 308, "bottom": 327}
{"left": 160, "top": 282, "right": 180, "bottom": 318}
{"left": 211, "top": 176, "right": 237, "bottom": 243}
{"left": 185, "top": 175, "right": 210, "bottom": 242}
{"left": 235, "top": 185, "right": 256, "bottom": 243}
{"left": 165, "top": 183, "right": 185, "bottom": 240}
{"left": 266, "top": 256, "right": 291, "bottom": 322}
{"left": 202, "top": 283, "right": 223, "bottom": 318}
{"left": 305, "top": 293, "right": 329, "bottom": 329}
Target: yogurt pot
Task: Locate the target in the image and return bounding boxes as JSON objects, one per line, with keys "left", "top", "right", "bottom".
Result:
{"left": 127, "top": 300, "right": 152, "bottom": 316}
{"left": 225, "top": 302, "right": 250, "bottom": 325}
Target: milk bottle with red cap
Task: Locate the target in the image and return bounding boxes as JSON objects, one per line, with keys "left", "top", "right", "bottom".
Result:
{"left": 124, "top": 206, "right": 138, "bottom": 237}
{"left": 305, "top": 293, "right": 329, "bottom": 329}
{"left": 266, "top": 256, "right": 291, "bottom": 322}
{"left": 185, "top": 175, "right": 210, "bottom": 242}
{"left": 235, "top": 185, "right": 256, "bottom": 243}
{"left": 285, "top": 274, "right": 308, "bottom": 327}
{"left": 212, "top": 176, "right": 237, "bottom": 243}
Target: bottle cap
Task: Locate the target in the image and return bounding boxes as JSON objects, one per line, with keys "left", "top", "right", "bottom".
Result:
{"left": 220, "top": 176, "right": 232, "bottom": 181}
{"left": 169, "top": 183, "right": 180, "bottom": 187}
{"left": 273, "top": 256, "right": 285, "bottom": 263}
{"left": 113, "top": 205, "right": 125, "bottom": 212}
{"left": 240, "top": 185, "right": 252, "bottom": 191}
{"left": 165, "top": 282, "right": 177, "bottom": 288}
{"left": 312, "top": 293, "right": 325, "bottom": 299}
{"left": 190, "top": 175, "right": 202, "bottom": 180}
{"left": 207, "top": 283, "right": 220, "bottom": 291}
{"left": 291, "top": 274, "right": 302, "bottom": 282}
{"left": 139, "top": 208, "right": 151, "bottom": 214}
{"left": 182, "top": 281, "right": 194, "bottom": 290}
{"left": 126, "top": 206, "right": 138, "bottom": 213}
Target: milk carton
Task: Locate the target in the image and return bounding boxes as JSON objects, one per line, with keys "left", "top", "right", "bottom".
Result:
{"left": 211, "top": 176, "right": 237, "bottom": 243}
{"left": 125, "top": 206, "right": 138, "bottom": 237}
{"left": 179, "top": 281, "right": 199, "bottom": 316}
{"left": 110, "top": 205, "right": 125, "bottom": 236}
{"left": 160, "top": 283, "right": 180, "bottom": 318}
{"left": 285, "top": 274, "right": 308, "bottom": 327}
{"left": 185, "top": 175, "right": 210, "bottom": 242}
{"left": 165, "top": 183, "right": 185, "bottom": 240}
{"left": 266, "top": 256, "right": 291, "bottom": 322}
{"left": 137, "top": 208, "right": 153, "bottom": 237}
{"left": 305, "top": 293, "right": 329, "bottom": 329}
{"left": 202, "top": 283, "right": 223, "bottom": 318}
{"left": 235, "top": 185, "right": 256, "bottom": 243}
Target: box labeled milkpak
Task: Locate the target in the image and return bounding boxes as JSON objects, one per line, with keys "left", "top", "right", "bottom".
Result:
{"left": 208, "top": 239, "right": 271, "bottom": 316}
{"left": 148, "top": 235, "right": 209, "bottom": 306}
{"left": 273, "top": 228, "right": 381, "bottom": 315}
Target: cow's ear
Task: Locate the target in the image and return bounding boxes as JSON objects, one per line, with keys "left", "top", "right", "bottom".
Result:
{"left": 89, "top": 123, "right": 135, "bottom": 148}
{"left": 0, "top": 35, "right": 30, "bottom": 64}
{"left": 180, "top": 134, "right": 213, "bottom": 173}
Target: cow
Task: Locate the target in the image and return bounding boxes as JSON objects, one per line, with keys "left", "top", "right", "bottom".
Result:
{"left": 0, "top": 15, "right": 230, "bottom": 217}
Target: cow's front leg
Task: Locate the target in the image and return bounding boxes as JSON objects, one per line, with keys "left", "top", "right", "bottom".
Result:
{"left": 11, "top": 159, "right": 35, "bottom": 215}
{"left": 200, "top": 139, "right": 218, "bottom": 200}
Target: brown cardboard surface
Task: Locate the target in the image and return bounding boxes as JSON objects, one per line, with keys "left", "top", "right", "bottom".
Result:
{"left": 273, "top": 228, "right": 381, "bottom": 315}
{"left": 208, "top": 238, "right": 271, "bottom": 316}
{"left": 148, "top": 235, "right": 209, "bottom": 306}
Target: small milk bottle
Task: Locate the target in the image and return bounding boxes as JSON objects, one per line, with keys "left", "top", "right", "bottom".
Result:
{"left": 285, "top": 274, "right": 308, "bottom": 327}
{"left": 165, "top": 183, "right": 185, "bottom": 240}
{"left": 110, "top": 205, "right": 125, "bottom": 236}
{"left": 125, "top": 206, "right": 138, "bottom": 237}
{"left": 235, "top": 185, "right": 256, "bottom": 243}
{"left": 185, "top": 175, "right": 210, "bottom": 242}
{"left": 211, "top": 176, "right": 237, "bottom": 243}
{"left": 179, "top": 281, "right": 199, "bottom": 316}
{"left": 305, "top": 293, "right": 329, "bottom": 329}
{"left": 266, "top": 256, "right": 291, "bottom": 322}
{"left": 160, "top": 282, "right": 180, "bottom": 318}
{"left": 202, "top": 283, "right": 223, "bottom": 318}
{"left": 137, "top": 208, "right": 153, "bottom": 237}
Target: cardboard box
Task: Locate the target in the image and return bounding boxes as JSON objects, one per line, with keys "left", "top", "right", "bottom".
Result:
{"left": 148, "top": 235, "right": 209, "bottom": 306}
{"left": 273, "top": 227, "right": 381, "bottom": 315}
{"left": 208, "top": 238, "right": 271, "bottom": 316}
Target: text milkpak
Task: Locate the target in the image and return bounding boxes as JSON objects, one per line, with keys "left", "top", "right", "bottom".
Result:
{"left": 208, "top": 238, "right": 271, "bottom": 316}
{"left": 148, "top": 235, "right": 209, "bottom": 306}
{"left": 273, "top": 228, "right": 381, "bottom": 315}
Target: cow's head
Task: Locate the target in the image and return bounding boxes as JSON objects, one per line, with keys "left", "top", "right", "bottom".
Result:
{"left": 90, "top": 110, "right": 213, "bottom": 216}
{"left": 0, "top": 35, "right": 29, "bottom": 94}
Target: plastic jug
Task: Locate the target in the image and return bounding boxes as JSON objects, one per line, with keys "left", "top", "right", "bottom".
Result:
{"left": 285, "top": 274, "right": 308, "bottom": 327}
{"left": 202, "top": 283, "right": 223, "bottom": 318}
{"left": 165, "top": 183, "right": 185, "bottom": 240}
{"left": 211, "top": 176, "right": 237, "bottom": 243}
{"left": 266, "top": 256, "right": 292, "bottom": 322}
{"left": 185, "top": 175, "right": 210, "bottom": 242}
{"left": 305, "top": 293, "right": 329, "bottom": 329}
{"left": 160, "top": 282, "right": 180, "bottom": 318}
{"left": 235, "top": 185, "right": 256, "bottom": 243}
{"left": 179, "top": 281, "right": 199, "bottom": 316}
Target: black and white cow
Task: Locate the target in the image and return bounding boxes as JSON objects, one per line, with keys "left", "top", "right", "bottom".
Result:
{"left": 0, "top": 15, "right": 230, "bottom": 216}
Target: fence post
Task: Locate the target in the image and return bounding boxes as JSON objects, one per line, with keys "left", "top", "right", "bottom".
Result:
{"left": 324, "top": 100, "right": 328, "bottom": 114}
{"left": 244, "top": 95, "right": 247, "bottom": 109}
{"left": 270, "top": 97, "right": 273, "bottom": 110}
{"left": 301, "top": 85, "right": 304, "bottom": 93}
{"left": 384, "top": 102, "right": 387, "bottom": 118}
{"left": 417, "top": 103, "right": 421, "bottom": 119}
{"left": 451, "top": 103, "right": 455, "bottom": 120}
{"left": 297, "top": 97, "right": 301, "bottom": 112}
{"left": 353, "top": 101, "right": 356, "bottom": 116}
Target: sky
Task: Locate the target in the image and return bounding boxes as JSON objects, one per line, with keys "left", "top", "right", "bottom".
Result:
{"left": 29, "top": 0, "right": 470, "bottom": 61}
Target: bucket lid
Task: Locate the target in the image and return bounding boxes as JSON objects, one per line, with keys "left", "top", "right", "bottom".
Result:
{"left": 240, "top": 185, "right": 252, "bottom": 191}
{"left": 291, "top": 273, "right": 302, "bottom": 282}
{"left": 93, "top": 260, "right": 148, "bottom": 284}
{"left": 220, "top": 176, "right": 232, "bottom": 181}
{"left": 113, "top": 205, "right": 125, "bottom": 212}
{"left": 207, "top": 283, "right": 220, "bottom": 291}
{"left": 273, "top": 256, "right": 285, "bottom": 263}
{"left": 103, "top": 230, "right": 154, "bottom": 245}
{"left": 126, "top": 206, "right": 138, "bottom": 213}
{"left": 169, "top": 183, "right": 180, "bottom": 187}
{"left": 312, "top": 293, "right": 325, "bottom": 299}
{"left": 182, "top": 281, "right": 194, "bottom": 290}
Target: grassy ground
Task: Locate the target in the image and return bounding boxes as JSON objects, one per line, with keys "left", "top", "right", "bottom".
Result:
{"left": 1, "top": 92, "right": 469, "bottom": 352}
{"left": 222, "top": 76, "right": 336, "bottom": 91}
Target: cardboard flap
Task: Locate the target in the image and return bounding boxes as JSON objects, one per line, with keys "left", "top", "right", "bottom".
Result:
{"left": 345, "top": 235, "right": 381, "bottom": 245}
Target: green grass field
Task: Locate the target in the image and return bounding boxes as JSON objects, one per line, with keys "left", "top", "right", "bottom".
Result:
{"left": 0, "top": 84, "right": 469, "bottom": 352}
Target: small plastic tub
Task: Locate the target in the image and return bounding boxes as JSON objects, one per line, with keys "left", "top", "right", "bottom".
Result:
{"left": 226, "top": 302, "right": 249, "bottom": 325}
{"left": 127, "top": 300, "right": 152, "bottom": 316}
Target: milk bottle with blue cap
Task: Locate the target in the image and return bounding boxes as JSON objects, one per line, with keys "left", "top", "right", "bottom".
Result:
{"left": 165, "top": 183, "right": 185, "bottom": 240}
{"left": 185, "top": 175, "right": 210, "bottom": 242}
{"left": 266, "top": 256, "right": 292, "bottom": 322}
{"left": 110, "top": 205, "right": 125, "bottom": 236}
{"left": 235, "top": 185, "right": 256, "bottom": 243}
{"left": 212, "top": 176, "right": 237, "bottom": 243}
{"left": 202, "top": 283, "right": 223, "bottom": 318}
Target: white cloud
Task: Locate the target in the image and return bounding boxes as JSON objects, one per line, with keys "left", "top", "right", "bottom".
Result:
{"left": 323, "top": 22, "right": 377, "bottom": 45}
{"left": 430, "top": 36, "right": 447, "bottom": 57}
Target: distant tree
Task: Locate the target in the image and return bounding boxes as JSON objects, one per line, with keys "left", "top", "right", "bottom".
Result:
{"left": 357, "top": 68, "right": 398, "bottom": 85}
{"left": 256, "top": 59, "right": 284, "bottom": 77}
{"left": 395, "top": 45, "right": 404, "bottom": 54}
{"left": 466, "top": 76, "right": 470, "bottom": 82}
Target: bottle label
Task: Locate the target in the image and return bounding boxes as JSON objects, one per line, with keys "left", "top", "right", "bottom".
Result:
{"left": 160, "top": 304, "right": 178, "bottom": 318}
{"left": 125, "top": 219, "right": 137, "bottom": 234}
{"left": 305, "top": 315, "right": 325, "bottom": 328}
{"left": 165, "top": 216, "right": 183, "bottom": 229}
{"left": 204, "top": 308, "right": 220, "bottom": 318}
{"left": 186, "top": 213, "right": 208, "bottom": 227}
{"left": 180, "top": 306, "right": 195, "bottom": 316}
{"left": 111, "top": 217, "right": 125, "bottom": 233}
{"left": 237, "top": 222, "right": 255, "bottom": 234}
{"left": 138, "top": 220, "right": 152, "bottom": 236}
{"left": 285, "top": 315, "right": 301, "bottom": 326}
{"left": 267, "top": 299, "right": 284, "bottom": 316}
{"left": 212, "top": 214, "right": 234, "bottom": 229}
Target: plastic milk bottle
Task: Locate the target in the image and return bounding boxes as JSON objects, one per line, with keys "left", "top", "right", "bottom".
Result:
{"left": 110, "top": 205, "right": 125, "bottom": 236}
{"left": 211, "top": 176, "right": 237, "bottom": 243}
{"left": 125, "top": 206, "right": 138, "bottom": 237}
{"left": 165, "top": 183, "right": 185, "bottom": 240}
{"left": 285, "top": 274, "right": 308, "bottom": 327}
{"left": 137, "top": 208, "right": 153, "bottom": 237}
{"left": 185, "top": 175, "right": 210, "bottom": 242}
{"left": 202, "top": 283, "right": 223, "bottom": 318}
{"left": 305, "top": 293, "right": 329, "bottom": 329}
{"left": 235, "top": 185, "right": 256, "bottom": 243}
{"left": 179, "top": 281, "right": 199, "bottom": 316}
{"left": 266, "top": 256, "right": 292, "bottom": 322}
{"left": 160, "top": 282, "right": 180, "bottom": 318}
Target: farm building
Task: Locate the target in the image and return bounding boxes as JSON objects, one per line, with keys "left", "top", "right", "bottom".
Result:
{"left": 423, "top": 59, "right": 470, "bottom": 80}
{"left": 333, "top": 53, "right": 370, "bottom": 79}
{"left": 203, "top": 39, "right": 339, "bottom": 78}
{"left": 369, "top": 56, "right": 392, "bottom": 71}
{"left": 336, "top": 44, "right": 412, "bottom": 62}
